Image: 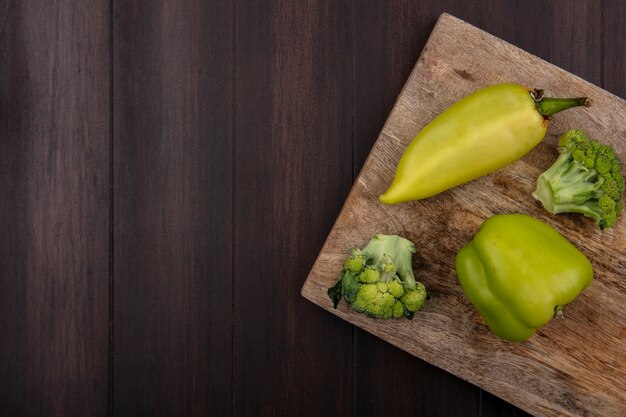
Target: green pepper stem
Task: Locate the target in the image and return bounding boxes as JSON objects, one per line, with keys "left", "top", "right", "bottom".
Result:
{"left": 532, "top": 89, "right": 592, "bottom": 117}
{"left": 554, "top": 305, "right": 564, "bottom": 318}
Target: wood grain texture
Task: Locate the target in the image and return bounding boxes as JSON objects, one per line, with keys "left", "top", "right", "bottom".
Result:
{"left": 0, "top": 0, "right": 110, "bottom": 416}
{"left": 481, "top": 0, "right": 603, "bottom": 86}
{"left": 234, "top": 1, "right": 355, "bottom": 415}
{"left": 302, "top": 14, "right": 626, "bottom": 417}
{"left": 112, "top": 1, "right": 233, "bottom": 416}
{"left": 603, "top": 0, "right": 626, "bottom": 98}
{"left": 353, "top": 3, "right": 483, "bottom": 416}
{"left": 479, "top": 3, "right": 605, "bottom": 414}
{"left": 354, "top": 1, "right": 482, "bottom": 170}
{"left": 1, "top": 2, "right": 623, "bottom": 417}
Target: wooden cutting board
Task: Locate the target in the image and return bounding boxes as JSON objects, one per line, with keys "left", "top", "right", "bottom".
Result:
{"left": 301, "top": 13, "right": 626, "bottom": 417}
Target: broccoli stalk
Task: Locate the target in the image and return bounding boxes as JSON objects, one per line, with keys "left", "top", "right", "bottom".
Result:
{"left": 328, "top": 234, "right": 427, "bottom": 320}
{"left": 532, "top": 129, "right": 625, "bottom": 229}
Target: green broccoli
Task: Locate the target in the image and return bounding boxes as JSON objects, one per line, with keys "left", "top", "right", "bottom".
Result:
{"left": 327, "top": 234, "right": 427, "bottom": 319}
{"left": 532, "top": 129, "right": 625, "bottom": 229}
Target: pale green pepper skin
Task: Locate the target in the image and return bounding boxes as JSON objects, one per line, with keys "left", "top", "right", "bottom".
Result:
{"left": 379, "top": 83, "right": 590, "bottom": 204}
{"left": 455, "top": 214, "right": 593, "bottom": 342}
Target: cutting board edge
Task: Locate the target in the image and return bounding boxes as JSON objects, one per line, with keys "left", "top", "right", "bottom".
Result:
{"left": 300, "top": 12, "right": 626, "bottom": 417}
{"left": 437, "top": 12, "right": 626, "bottom": 106}
{"left": 300, "top": 281, "right": 577, "bottom": 417}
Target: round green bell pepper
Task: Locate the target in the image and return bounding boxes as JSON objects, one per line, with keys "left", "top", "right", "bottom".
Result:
{"left": 455, "top": 214, "right": 593, "bottom": 342}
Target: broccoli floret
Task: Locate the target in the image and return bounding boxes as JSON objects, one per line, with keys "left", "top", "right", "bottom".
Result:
{"left": 361, "top": 234, "right": 418, "bottom": 290}
{"left": 392, "top": 301, "right": 405, "bottom": 319}
{"left": 358, "top": 267, "right": 380, "bottom": 283}
{"left": 532, "top": 129, "right": 625, "bottom": 229}
{"left": 344, "top": 249, "right": 366, "bottom": 272}
{"left": 387, "top": 279, "right": 405, "bottom": 298}
{"left": 327, "top": 234, "right": 428, "bottom": 319}
{"left": 401, "top": 282, "right": 427, "bottom": 312}
{"left": 352, "top": 283, "right": 396, "bottom": 319}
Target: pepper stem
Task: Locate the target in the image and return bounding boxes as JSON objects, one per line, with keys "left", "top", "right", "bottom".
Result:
{"left": 531, "top": 89, "right": 591, "bottom": 117}
{"left": 554, "top": 305, "right": 564, "bottom": 318}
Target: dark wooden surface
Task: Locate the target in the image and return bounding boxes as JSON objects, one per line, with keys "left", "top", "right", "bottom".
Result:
{"left": 0, "top": 0, "right": 110, "bottom": 415}
{"left": 0, "top": 1, "right": 623, "bottom": 416}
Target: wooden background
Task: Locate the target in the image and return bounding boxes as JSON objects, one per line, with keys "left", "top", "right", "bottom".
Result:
{"left": 0, "top": 1, "right": 623, "bottom": 416}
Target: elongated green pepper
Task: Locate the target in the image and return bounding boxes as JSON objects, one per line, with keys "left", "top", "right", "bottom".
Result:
{"left": 379, "top": 83, "right": 591, "bottom": 204}
{"left": 455, "top": 214, "right": 593, "bottom": 342}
